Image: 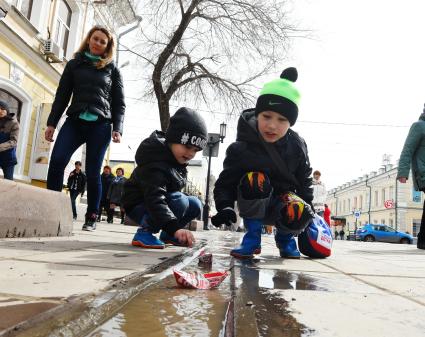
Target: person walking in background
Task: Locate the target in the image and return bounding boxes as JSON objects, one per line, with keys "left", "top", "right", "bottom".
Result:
{"left": 67, "top": 161, "right": 86, "bottom": 220}
{"left": 107, "top": 167, "right": 126, "bottom": 224}
{"left": 98, "top": 165, "right": 114, "bottom": 222}
{"left": 323, "top": 203, "right": 331, "bottom": 225}
{"left": 334, "top": 229, "right": 339, "bottom": 240}
{"left": 0, "top": 100, "right": 19, "bottom": 180}
{"left": 312, "top": 170, "right": 326, "bottom": 216}
{"left": 397, "top": 104, "right": 425, "bottom": 250}
{"left": 339, "top": 228, "right": 345, "bottom": 240}
{"left": 122, "top": 107, "right": 207, "bottom": 249}
{"left": 45, "top": 25, "right": 125, "bottom": 231}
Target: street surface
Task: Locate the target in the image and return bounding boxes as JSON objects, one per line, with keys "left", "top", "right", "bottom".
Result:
{"left": 0, "top": 219, "right": 424, "bottom": 337}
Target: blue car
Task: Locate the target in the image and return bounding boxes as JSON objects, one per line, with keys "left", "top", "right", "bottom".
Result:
{"left": 355, "top": 224, "right": 413, "bottom": 244}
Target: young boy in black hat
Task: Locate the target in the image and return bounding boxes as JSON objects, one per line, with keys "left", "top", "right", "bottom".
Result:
{"left": 0, "top": 100, "right": 19, "bottom": 180}
{"left": 212, "top": 67, "right": 314, "bottom": 259}
{"left": 122, "top": 107, "right": 208, "bottom": 249}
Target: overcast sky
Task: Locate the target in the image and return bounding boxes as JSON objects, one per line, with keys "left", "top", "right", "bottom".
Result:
{"left": 112, "top": 0, "right": 425, "bottom": 190}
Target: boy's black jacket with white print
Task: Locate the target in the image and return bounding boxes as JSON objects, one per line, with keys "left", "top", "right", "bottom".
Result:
{"left": 121, "top": 131, "right": 187, "bottom": 235}
{"left": 214, "top": 109, "right": 313, "bottom": 212}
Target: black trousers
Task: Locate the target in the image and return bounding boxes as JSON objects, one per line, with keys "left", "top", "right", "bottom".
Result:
{"left": 420, "top": 199, "right": 425, "bottom": 242}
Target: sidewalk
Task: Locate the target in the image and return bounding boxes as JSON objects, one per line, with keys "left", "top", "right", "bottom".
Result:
{"left": 0, "top": 217, "right": 201, "bottom": 334}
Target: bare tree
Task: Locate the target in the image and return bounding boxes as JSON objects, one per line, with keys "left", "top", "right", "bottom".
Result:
{"left": 131, "top": 0, "right": 300, "bottom": 131}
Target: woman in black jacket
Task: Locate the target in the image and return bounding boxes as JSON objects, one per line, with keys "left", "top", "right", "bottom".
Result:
{"left": 45, "top": 25, "right": 125, "bottom": 231}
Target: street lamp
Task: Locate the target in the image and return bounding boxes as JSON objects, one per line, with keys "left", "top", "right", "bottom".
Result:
{"left": 202, "top": 122, "right": 227, "bottom": 230}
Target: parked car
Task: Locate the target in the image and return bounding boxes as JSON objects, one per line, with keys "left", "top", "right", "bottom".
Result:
{"left": 355, "top": 224, "right": 413, "bottom": 244}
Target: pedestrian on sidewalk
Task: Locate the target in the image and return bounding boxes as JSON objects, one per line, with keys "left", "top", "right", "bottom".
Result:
{"left": 339, "top": 228, "right": 345, "bottom": 240}
{"left": 0, "top": 100, "right": 19, "bottom": 180}
{"left": 97, "top": 165, "right": 114, "bottom": 222}
{"left": 122, "top": 107, "right": 207, "bottom": 249}
{"left": 45, "top": 25, "right": 126, "bottom": 232}
{"left": 397, "top": 104, "right": 425, "bottom": 250}
{"left": 107, "top": 167, "right": 126, "bottom": 224}
{"left": 334, "top": 229, "right": 339, "bottom": 240}
{"left": 324, "top": 203, "right": 331, "bottom": 225}
{"left": 212, "top": 67, "right": 314, "bottom": 259}
{"left": 67, "top": 161, "right": 86, "bottom": 220}
{"left": 312, "top": 170, "right": 327, "bottom": 217}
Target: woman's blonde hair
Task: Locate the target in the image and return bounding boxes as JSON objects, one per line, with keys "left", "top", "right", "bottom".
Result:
{"left": 75, "top": 25, "right": 116, "bottom": 69}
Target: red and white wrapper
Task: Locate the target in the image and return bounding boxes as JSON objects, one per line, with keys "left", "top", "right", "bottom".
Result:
{"left": 173, "top": 269, "right": 228, "bottom": 290}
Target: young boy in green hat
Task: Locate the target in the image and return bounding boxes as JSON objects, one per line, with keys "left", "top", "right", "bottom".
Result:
{"left": 212, "top": 67, "right": 314, "bottom": 259}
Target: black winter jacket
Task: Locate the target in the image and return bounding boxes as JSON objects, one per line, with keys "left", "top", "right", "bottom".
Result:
{"left": 47, "top": 52, "right": 125, "bottom": 134}
{"left": 121, "top": 131, "right": 187, "bottom": 236}
{"left": 214, "top": 109, "right": 313, "bottom": 212}
{"left": 67, "top": 169, "right": 86, "bottom": 195}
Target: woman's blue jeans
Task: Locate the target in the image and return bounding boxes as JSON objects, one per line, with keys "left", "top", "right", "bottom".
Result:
{"left": 127, "top": 192, "right": 202, "bottom": 233}
{"left": 47, "top": 118, "right": 111, "bottom": 214}
{"left": 0, "top": 165, "right": 14, "bottom": 180}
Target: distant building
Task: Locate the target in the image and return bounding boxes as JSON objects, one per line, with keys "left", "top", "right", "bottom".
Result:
{"left": 326, "top": 163, "right": 423, "bottom": 236}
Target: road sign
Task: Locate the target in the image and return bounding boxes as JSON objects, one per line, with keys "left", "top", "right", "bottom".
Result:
{"left": 384, "top": 200, "right": 394, "bottom": 209}
{"left": 353, "top": 210, "right": 361, "bottom": 219}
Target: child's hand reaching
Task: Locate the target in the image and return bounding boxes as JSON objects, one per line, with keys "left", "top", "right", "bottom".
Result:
{"left": 211, "top": 208, "right": 236, "bottom": 227}
{"left": 174, "top": 229, "right": 195, "bottom": 247}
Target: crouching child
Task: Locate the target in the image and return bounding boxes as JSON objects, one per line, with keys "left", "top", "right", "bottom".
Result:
{"left": 121, "top": 107, "right": 208, "bottom": 249}
{"left": 212, "top": 67, "right": 315, "bottom": 259}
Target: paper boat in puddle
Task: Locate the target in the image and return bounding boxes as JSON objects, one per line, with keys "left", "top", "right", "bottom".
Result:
{"left": 173, "top": 269, "right": 228, "bottom": 290}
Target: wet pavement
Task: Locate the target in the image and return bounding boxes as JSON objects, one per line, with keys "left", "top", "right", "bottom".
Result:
{"left": 1, "top": 221, "right": 425, "bottom": 337}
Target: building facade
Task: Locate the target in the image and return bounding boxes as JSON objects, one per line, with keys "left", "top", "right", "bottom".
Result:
{"left": 326, "top": 163, "right": 423, "bottom": 236}
{"left": 0, "top": 0, "right": 137, "bottom": 184}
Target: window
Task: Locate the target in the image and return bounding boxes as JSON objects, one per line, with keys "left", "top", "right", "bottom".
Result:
{"left": 0, "top": 89, "right": 22, "bottom": 121}
{"left": 359, "top": 195, "right": 363, "bottom": 209}
{"left": 13, "top": 0, "right": 33, "bottom": 20}
{"left": 413, "top": 219, "right": 420, "bottom": 237}
{"left": 348, "top": 199, "right": 351, "bottom": 212}
{"left": 375, "top": 190, "right": 379, "bottom": 206}
{"left": 343, "top": 200, "right": 346, "bottom": 212}
{"left": 381, "top": 188, "right": 386, "bottom": 204}
{"left": 389, "top": 186, "right": 394, "bottom": 199}
{"left": 54, "top": 0, "right": 71, "bottom": 55}
{"left": 381, "top": 219, "right": 385, "bottom": 224}
{"left": 389, "top": 219, "right": 394, "bottom": 226}
{"left": 354, "top": 197, "right": 357, "bottom": 209}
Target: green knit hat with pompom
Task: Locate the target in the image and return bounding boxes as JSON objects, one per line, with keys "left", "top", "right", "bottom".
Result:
{"left": 255, "top": 67, "right": 300, "bottom": 126}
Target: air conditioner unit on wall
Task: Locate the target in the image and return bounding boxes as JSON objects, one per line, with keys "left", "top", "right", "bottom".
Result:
{"left": 43, "top": 39, "right": 64, "bottom": 63}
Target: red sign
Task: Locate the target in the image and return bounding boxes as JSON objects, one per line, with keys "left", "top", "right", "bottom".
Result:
{"left": 384, "top": 200, "right": 394, "bottom": 209}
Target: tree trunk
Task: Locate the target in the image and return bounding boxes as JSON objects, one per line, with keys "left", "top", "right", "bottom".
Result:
{"left": 157, "top": 94, "right": 170, "bottom": 131}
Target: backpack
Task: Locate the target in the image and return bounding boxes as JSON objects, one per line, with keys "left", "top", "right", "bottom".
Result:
{"left": 298, "top": 214, "right": 332, "bottom": 258}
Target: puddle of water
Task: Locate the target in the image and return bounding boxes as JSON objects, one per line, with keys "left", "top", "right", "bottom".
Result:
{"left": 89, "top": 252, "right": 232, "bottom": 337}
{"left": 234, "top": 260, "right": 324, "bottom": 336}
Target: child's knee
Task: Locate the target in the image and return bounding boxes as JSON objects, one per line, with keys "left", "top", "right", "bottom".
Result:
{"left": 238, "top": 172, "right": 272, "bottom": 218}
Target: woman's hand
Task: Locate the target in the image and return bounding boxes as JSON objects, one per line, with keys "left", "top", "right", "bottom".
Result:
{"left": 112, "top": 131, "right": 121, "bottom": 143}
{"left": 45, "top": 126, "right": 55, "bottom": 142}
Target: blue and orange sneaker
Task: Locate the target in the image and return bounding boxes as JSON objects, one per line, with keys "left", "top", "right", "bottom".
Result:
{"left": 132, "top": 229, "right": 165, "bottom": 249}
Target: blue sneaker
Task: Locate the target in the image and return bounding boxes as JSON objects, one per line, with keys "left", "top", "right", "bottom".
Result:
{"left": 159, "top": 231, "right": 188, "bottom": 247}
{"left": 132, "top": 230, "right": 165, "bottom": 249}
{"left": 275, "top": 232, "right": 301, "bottom": 259}
{"left": 230, "top": 219, "right": 262, "bottom": 259}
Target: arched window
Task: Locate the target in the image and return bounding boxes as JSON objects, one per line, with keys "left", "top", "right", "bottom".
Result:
{"left": 0, "top": 89, "right": 22, "bottom": 121}
{"left": 54, "top": 0, "right": 72, "bottom": 55}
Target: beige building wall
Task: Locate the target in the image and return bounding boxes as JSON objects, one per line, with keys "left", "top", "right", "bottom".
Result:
{"left": 326, "top": 164, "right": 423, "bottom": 236}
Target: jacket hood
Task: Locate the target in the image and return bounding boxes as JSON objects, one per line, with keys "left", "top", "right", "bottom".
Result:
{"left": 236, "top": 108, "right": 293, "bottom": 146}
{"left": 135, "top": 131, "right": 184, "bottom": 167}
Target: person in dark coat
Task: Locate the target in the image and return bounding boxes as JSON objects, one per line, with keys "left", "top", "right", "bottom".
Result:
{"left": 45, "top": 25, "right": 125, "bottom": 231}
{"left": 122, "top": 108, "right": 207, "bottom": 249}
{"left": 67, "top": 161, "right": 87, "bottom": 220}
{"left": 212, "top": 68, "right": 314, "bottom": 259}
{"left": 0, "top": 100, "right": 19, "bottom": 180}
{"left": 97, "top": 165, "right": 114, "bottom": 222}
{"left": 397, "top": 105, "right": 425, "bottom": 250}
{"left": 107, "top": 167, "right": 127, "bottom": 224}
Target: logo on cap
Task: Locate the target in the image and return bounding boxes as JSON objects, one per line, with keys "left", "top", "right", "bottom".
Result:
{"left": 181, "top": 133, "right": 189, "bottom": 144}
